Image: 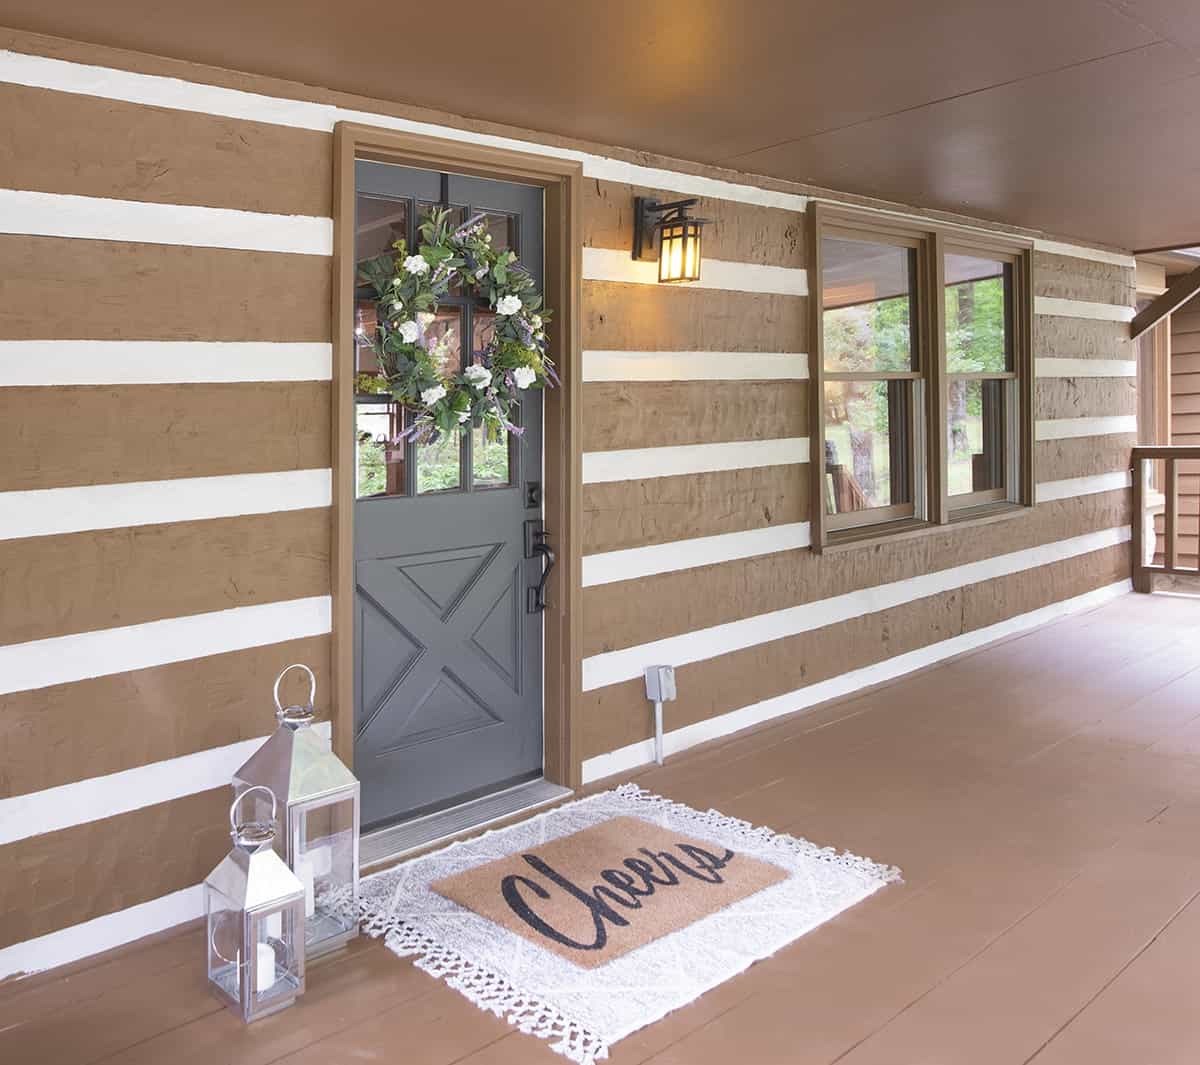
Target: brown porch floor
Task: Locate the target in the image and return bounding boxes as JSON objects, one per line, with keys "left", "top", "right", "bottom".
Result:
{"left": 7, "top": 591, "right": 1200, "bottom": 1065}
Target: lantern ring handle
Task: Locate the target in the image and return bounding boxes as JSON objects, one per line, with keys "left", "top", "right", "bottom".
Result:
{"left": 273, "top": 663, "right": 316, "bottom": 714}
{"left": 230, "top": 784, "right": 277, "bottom": 833}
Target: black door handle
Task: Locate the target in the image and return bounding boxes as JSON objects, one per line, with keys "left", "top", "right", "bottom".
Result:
{"left": 527, "top": 530, "right": 556, "bottom": 613}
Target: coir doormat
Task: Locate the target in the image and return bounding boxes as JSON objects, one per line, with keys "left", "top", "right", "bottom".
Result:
{"left": 358, "top": 785, "right": 900, "bottom": 1063}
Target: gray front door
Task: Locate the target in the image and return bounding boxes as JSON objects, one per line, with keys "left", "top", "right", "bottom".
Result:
{"left": 353, "top": 160, "right": 545, "bottom": 829}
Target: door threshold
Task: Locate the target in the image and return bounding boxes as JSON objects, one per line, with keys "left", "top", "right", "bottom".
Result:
{"left": 359, "top": 777, "right": 573, "bottom": 871}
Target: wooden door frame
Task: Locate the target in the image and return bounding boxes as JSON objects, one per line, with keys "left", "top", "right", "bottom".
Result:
{"left": 330, "top": 121, "right": 584, "bottom": 789}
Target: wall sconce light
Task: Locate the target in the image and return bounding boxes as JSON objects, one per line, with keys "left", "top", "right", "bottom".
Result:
{"left": 633, "top": 197, "right": 709, "bottom": 283}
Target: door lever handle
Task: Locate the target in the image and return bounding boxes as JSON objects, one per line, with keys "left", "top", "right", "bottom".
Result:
{"left": 527, "top": 530, "right": 556, "bottom": 613}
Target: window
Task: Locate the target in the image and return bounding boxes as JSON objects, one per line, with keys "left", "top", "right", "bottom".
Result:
{"left": 810, "top": 204, "right": 1032, "bottom": 548}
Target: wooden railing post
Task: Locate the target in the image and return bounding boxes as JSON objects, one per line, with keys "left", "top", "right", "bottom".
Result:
{"left": 1166, "top": 457, "right": 1179, "bottom": 573}
{"left": 1131, "top": 454, "right": 1151, "bottom": 593}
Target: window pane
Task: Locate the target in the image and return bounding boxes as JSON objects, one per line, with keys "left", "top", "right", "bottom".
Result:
{"left": 355, "top": 195, "right": 408, "bottom": 272}
{"left": 356, "top": 401, "right": 405, "bottom": 498}
{"left": 822, "top": 237, "right": 916, "bottom": 373}
{"left": 473, "top": 424, "right": 511, "bottom": 487}
{"left": 417, "top": 432, "right": 462, "bottom": 494}
{"left": 824, "top": 380, "right": 912, "bottom": 515}
{"left": 948, "top": 378, "right": 1007, "bottom": 498}
{"left": 945, "top": 254, "right": 1012, "bottom": 373}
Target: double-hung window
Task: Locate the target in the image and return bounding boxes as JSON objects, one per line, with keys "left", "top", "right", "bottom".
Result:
{"left": 809, "top": 204, "right": 1033, "bottom": 549}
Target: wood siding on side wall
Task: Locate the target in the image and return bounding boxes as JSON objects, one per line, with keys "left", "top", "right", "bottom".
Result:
{"left": 0, "top": 39, "right": 1138, "bottom": 976}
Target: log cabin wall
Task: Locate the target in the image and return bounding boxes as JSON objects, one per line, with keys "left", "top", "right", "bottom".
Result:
{"left": 0, "top": 27, "right": 1136, "bottom": 978}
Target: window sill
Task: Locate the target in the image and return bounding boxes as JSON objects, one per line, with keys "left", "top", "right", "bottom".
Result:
{"left": 818, "top": 502, "right": 1029, "bottom": 554}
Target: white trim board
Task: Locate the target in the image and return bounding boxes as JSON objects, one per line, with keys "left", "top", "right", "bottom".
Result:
{"left": 1035, "top": 415, "right": 1138, "bottom": 441}
{"left": 0, "top": 49, "right": 807, "bottom": 213}
{"left": 582, "top": 437, "right": 809, "bottom": 484}
{"left": 0, "top": 468, "right": 332, "bottom": 541}
{"left": 0, "top": 884, "right": 206, "bottom": 983}
{"left": 582, "top": 522, "right": 812, "bottom": 587}
{"left": 1035, "top": 471, "right": 1132, "bottom": 503}
{"left": 1036, "top": 358, "right": 1136, "bottom": 378}
{"left": 0, "top": 723, "right": 332, "bottom": 847}
{"left": 0, "top": 188, "right": 332, "bottom": 256}
{"left": 0, "top": 596, "right": 332, "bottom": 696}
{"left": 581, "top": 580, "right": 1132, "bottom": 782}
{"left": 581, "top": 525, "right": 1131, "bottom": 690}
{"left": 1032, "top": 240, "right": 1136, "bottom": 269}
{"left": 0, "top": 340, "right": 332, "bottom": 385}
{"left": 582, "top": 247, "right": 807, "bottom": 296}
{"left": 1034, "top": 296, "right": 1135, "bottom": 323}
{"left": 583, "top": 350, "right": 809, "bottom": 382}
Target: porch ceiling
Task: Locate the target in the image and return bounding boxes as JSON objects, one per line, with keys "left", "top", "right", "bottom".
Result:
{"left": 1, "top": 0, "right": 1198, "bottom": 250}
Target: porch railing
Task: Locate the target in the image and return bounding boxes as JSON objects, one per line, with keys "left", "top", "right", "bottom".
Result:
{"left": 1131, "top": 445, "right": 1200, "bottom": 592}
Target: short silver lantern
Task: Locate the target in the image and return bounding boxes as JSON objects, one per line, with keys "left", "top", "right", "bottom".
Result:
{"left": 233, "top": 664, "right": 360, "bottom": 958}
{"left": 204, "top": 786, "right": 306, "bottom": 1022}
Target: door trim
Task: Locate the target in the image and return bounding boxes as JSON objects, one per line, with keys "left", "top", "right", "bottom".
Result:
{"left": 331, "top": 122, "right": 584, "bottom": 788}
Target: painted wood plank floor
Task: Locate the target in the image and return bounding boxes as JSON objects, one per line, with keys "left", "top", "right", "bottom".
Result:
{"left": 6, "top": 591, "right": 1200, "bottom": 1065}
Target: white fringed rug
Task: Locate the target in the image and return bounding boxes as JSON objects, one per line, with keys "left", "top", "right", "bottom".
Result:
{"left": 358, "top": 784, "right": 901, "bottom": 1063}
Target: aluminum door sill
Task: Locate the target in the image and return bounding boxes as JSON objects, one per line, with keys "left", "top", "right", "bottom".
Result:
{"left": 359, "top": 777, "right": 572, "bottom": 871}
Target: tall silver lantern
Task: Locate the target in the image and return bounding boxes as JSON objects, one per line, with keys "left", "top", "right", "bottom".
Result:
{"left": 233, "top": 664, "right": 360, "bottom": 958}
{"left": 204, "top": 786, "right": 306, "bottom": 1022}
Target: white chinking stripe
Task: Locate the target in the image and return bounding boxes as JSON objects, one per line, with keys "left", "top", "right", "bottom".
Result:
{"left": 0, "top": 188, "right": 332, "bottom": 255}
{"left": 1032, "top": 239, "right": 1136, "bottom": 269}
{"left": 1036, "top": 415, "right": 1137, "bottom": 441}
{"left": 1036, "top": 358, "right": 1136, "bottom": 378}
{"left": 0, "top": 469, "right": 332, "bottom": 541}
{"left": 1034, "top": 296, "right": 1134, "bottom": 323}
{"left": 0, "top": 723, "right": 332, "bottom": 847}
{"left": 0, "top": 50, "right": 806, "bottom": 212}
{"left": 583, "top": 522, "right": 812, "bottom": 587}
{"left": 0, "top": 885, "right": 206, "bottom": 982}
{"left": 583, "top": 350, "right": 809, "bottom": 382}
{"left": 581, "top": 525, "right": 1131, "bottom": 690}
{"left": 581, "top": 579, "right": 1132, "bottom": 782}
{"left": 582, "top": 437, "right": 809, "bottom": 484}
{"left": 0, "top": 340, "right": 332, "bottom": 385}
{"left": 0, "top": 596, "right": 331, "bottom": 696}
{"left": 1035, "top": 471, "right": 1132, "bottom": 503}
{"left": 582, "top": 247, "right": 808, "bottom": 296}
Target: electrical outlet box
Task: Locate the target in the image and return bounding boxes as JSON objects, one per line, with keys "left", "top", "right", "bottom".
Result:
{"left": 644, "top": 664, "right": 676, "bottom": 702}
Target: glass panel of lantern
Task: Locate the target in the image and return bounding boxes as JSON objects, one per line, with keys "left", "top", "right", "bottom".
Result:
{"left": 204, "top": 786, "right": 306, "bottom": 1023}
{"left": 232, "top": 665, "right": 361, "bottom": 958}
{"left": 657, "top": 215, "right": 704, "bottom": 283}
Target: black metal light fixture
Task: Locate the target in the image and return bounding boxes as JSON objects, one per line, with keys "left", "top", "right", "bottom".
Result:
{"left": 633, "top": 197, "right": 709, "bottom": 283}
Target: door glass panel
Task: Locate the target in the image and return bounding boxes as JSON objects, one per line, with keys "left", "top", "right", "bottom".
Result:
{"left": 948, "top": 378, "right": 1006, "bottom": 497}
{"left": 473, "top": 424, "right": 512, "bottom": 487}
{"left": 824, "top": 379, "right": 912, "bottom": 514}
{"left": 417, "top": 432, "right": 462, "bottom": 494}
{"left": 356, "top": 401, "right": 406, "bottom": 498}
{"left": 355, "top": 300, "right": 386, "bottom": 382}
{"left": 945, "top": 254, "right": 1012, "bottom": 373}
{"left": 822, "top": 237, "right": 917, "bottom": 373}
{"left": 476, "top": 210, "right": 517, "bottom": 255}
{"left": 355, "top": 195, "right": 409, "bottom": 271}
{"left": 421, "top": 308, "right": 463, "bottom": 376}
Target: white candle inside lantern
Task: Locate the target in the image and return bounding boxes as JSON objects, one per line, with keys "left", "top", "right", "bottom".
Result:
{"left": 256, "top": 942, "right": 277, "bottom": 993}
{"left": 266, "top": 911, "right": 282, "bottom": 939}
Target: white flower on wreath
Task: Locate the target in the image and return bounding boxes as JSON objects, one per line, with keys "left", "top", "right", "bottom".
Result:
{"left": 457, "top": 410, "right": 471, "bottom": 423}
{"left": 391, "top": 299, "right": 403, "bottom": 311}
{"left": 404, "top": 254, "right": 430, "bottom": 276}
{"left": 496, "top": 294, "right": 522, "bottom": 316}
{"left": 463, "top": 364, "right": 493, "bottom": 389}
{"left": 398, "top": 320, "right": 420, "bottom": 344}
{"left": 530, "top": 314, "right": 542, "bottom": 329}
{"left": 475, "top": 265, "right": 489, "bottom": 280}
{"left": 512, "top": 365, "right": 537, "bottom": 389}
{"left": 420, "top": 384, "right": 446, "bottom": 405}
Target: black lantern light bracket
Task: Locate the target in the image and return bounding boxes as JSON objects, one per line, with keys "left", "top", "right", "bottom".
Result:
{"left": 632, "top": 197, "right": 708, "bottom": 262}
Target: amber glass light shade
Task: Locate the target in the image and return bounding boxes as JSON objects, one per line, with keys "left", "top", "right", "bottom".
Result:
{"left": 657, "top": 217, "right": 703, "bottom": 283}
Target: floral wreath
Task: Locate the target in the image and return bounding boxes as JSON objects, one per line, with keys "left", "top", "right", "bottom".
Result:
{"left": 354, "top": 207, "right": 555, "bottom": 443}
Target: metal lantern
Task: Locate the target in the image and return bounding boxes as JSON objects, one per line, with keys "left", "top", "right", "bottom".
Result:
{"left": 232, "top": 664, "right": 360, "bottom": 958}
{"left": 204, "top": 786, "right": 306, "bottom": 1022}
{"left": 632, "top": 196, "right": 709, "bottom": 283}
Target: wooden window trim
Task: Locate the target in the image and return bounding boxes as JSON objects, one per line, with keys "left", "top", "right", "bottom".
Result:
{"left": 808, "top": 203, "right": 1034, "bottom": 553}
